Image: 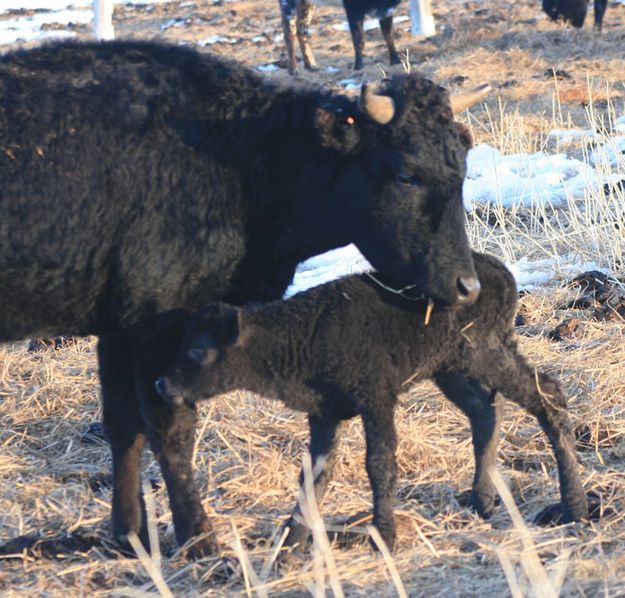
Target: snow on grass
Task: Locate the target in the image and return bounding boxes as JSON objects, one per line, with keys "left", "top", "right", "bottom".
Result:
{"left": 288, "top": 126, "right": 625, "bottom": 298}
{"left": 0, "top": 0, "right": 182, "bottom": 47}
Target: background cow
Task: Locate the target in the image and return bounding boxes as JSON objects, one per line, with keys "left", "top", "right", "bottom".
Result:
{"left": 280, "top": 0, "right": 403, "bottom": 73}
{"left": 542, "top": 0, "right": 608, "bottom": 29}
{"left": 0, "top": 40, "right": 485, "bottom": 557}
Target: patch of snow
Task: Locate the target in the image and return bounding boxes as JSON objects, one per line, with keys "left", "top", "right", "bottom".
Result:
{"left": 257, "top": 63, "right": 279, "bottom": 72}
{"left": 338, "top": 78, "right": 360, "bottom": 92}
{"left": 200, "top": 34, "right": 237, "bottom": 45}
{"left": 463, "top": 143, "right": 616, "bottom": 210}
{"left": 1, "top": 8, "right": 92, "bottom": 46}
{"left": 590, "top": 136, "right": 625, "bottom": 169}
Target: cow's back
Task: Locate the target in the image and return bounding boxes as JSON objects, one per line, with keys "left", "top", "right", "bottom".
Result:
{"left": 0, "top": 42, "right": 267, "bottom": 339}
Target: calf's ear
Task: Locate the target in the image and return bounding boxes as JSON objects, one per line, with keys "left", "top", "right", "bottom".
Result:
{"left": 315, "top": 105, "right": 361, "bottom": 153}
{"left": 233, "top": 309, "right": 253, "bottom": 348}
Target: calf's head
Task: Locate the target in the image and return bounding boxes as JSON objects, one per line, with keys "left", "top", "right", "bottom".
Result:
{"left": 154, "top": 304, "right": 248, "bottom": 407}
{"left": 313, "top": 75, "right": 489, "bottom": 306}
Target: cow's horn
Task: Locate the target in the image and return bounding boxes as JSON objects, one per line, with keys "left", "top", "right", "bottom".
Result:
{"left": 358, "top": 81, "right": 395, "bottom": 125}
{"left": 450, "top": 83, "right": 491, "bottom": 113}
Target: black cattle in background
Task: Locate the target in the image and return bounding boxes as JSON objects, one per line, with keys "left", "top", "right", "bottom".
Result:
{"left": 0, "top": 40, "right": 482, "bottom": 557}
{"left": 280, "top": 0, "right": 402, "bottom": 73}
{"left": 543, "top": 0, "right": 608, "bottom": 30}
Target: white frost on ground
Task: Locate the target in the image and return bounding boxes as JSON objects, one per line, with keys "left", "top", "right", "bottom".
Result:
{"left": 0, "top": 0, "right": 176, "bottom": 46}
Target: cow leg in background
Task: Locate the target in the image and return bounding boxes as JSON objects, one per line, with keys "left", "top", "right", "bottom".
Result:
{"left": 296, "top": 0, "right": 318, "bottom": 71}
{"left": 134, "top": 368, "right": 220, "bottom": 557}
{"left": 98, "top": 335, "right": 149, "bottom": 550}
{"left": 345, "top": 8, "right": 366, "bottom": 70}
{"left": 363, "top": 408, "right": 398, "bottom": 549}
{"left": 284, "top": 414, "right": 342, "bottom": 549}
{"left": 280, "top": 0, "right": 300, "bottom": 74}
{"left": 594, "top": 0, "right": 608, "bottom": 29}
{"left": 435, "top": 372, "right": 502, "bottom": 517}
{"left": 379, "top": 14, "right": 401, "bottom": 66}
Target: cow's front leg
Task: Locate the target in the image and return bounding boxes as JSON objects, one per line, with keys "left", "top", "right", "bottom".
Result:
{"left": 98, "top": 335, "right": 149, "bottom": 550}
{"left": 435, "top": 372, "right": 502, "bottom": 517}
{"left": 136, "top": 371, "right": 219, "bottom": 557}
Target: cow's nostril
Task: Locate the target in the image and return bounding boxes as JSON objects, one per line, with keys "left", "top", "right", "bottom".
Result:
{"left": 456, "top": 276, "right": 481, "bottom": 305}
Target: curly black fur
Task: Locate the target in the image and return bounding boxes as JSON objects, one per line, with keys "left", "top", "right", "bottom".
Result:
{"left": 0, "top": 40, "right": 478, "bottom": 556}
{"left": 154, "top": 253, "right": 589, "bottom": 550}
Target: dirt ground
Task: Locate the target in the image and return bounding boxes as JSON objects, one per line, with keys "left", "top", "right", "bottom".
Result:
{"left": 2, "top": 0, "right": 625, "bottom": 596}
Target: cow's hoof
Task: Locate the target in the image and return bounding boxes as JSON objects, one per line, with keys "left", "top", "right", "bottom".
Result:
{"left": 179, "top": 532, "right": 222, "bottom": 560}
{"left": 533, "top": 492, "right": 606, "bottom": 526}
{"left": 457, "top": 489, "right": 500, "bottom": 518}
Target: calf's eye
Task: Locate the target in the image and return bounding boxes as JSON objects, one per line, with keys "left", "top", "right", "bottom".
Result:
{"left": 187, "top": 346, "right": 207, "bottom": 364}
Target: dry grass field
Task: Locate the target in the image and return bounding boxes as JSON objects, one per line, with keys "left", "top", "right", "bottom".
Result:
{"left": 2, "top": 0, "right": 625, "bottom": 595}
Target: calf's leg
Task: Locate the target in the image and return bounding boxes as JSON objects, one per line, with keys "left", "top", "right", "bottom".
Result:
{"left": 98, "top": 335, "right": 149, "bottom": 550}
{"left": 467, "top": 336, "right": 589, "bottom": 522}
{"left": 362, "top": 409, "right": 398, "bottom": 549}
{"left": 435, "top": 372, "right": 502, "bottom": 518}
{"left": 284, "top": 414, "right": 342, "bottom": 549}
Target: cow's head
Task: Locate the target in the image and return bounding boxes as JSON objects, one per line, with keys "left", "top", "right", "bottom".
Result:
{"left": 313, "top": 75, "right": 490, "bottom": 306}
{"left": 542, "top": 0, "right": 587, "bottom": 27}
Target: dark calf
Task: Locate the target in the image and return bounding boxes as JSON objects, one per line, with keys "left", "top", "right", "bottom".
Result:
{"left": 153, "top": 252, "right": 589, "bottom": 550}
{"left": 280, "top": 0, "right": 402, "bottom": 73}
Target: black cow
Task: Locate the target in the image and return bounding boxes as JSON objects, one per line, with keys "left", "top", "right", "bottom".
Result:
{"left": 0, "top": 40, "right": 482, "bottom": 557}
{"left": 542, "top": 0, "right": 608, "bottom": 30}
{"left": 279, "top": 0, "right": 402, "bottom": 73}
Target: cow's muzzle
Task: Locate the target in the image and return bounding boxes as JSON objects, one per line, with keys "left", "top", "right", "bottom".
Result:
{"left": 456, "top": 275, "right": 481, "bottom": 305}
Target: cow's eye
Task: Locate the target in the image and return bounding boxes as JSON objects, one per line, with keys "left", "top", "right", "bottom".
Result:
{"left": 187, "top": 346, "right": 207, "bottom": 365}
{"left": 396, "top": 173, "right": 418, "bottom": 187}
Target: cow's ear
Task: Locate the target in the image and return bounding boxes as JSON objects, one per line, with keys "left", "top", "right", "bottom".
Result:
{"left": 315, "top": 106, "right": 361, "bottom": 153}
